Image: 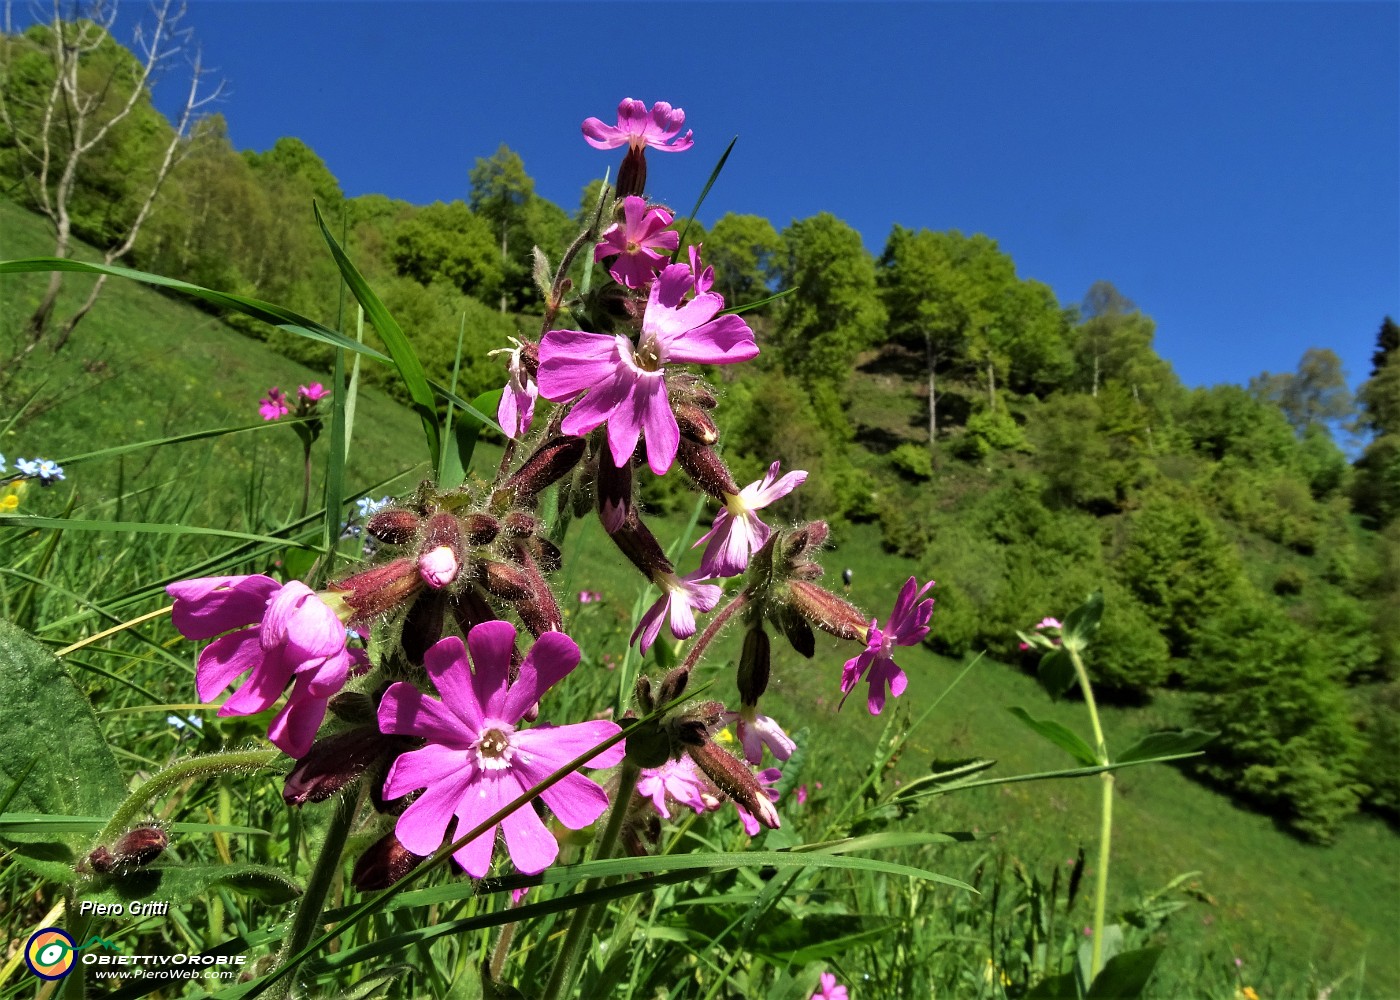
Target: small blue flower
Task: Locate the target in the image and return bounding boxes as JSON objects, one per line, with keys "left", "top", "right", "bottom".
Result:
{"left": 16, "top": 458, "right": 39, "bottom": 477}
{"left": 0, "top": 453, "right": 6, "bottom": 474}
{"left": 36, "top": 460, "right": 64, "bottom": 485}
{"left": 355, "top": 496, "right": 392, "bottom": 518}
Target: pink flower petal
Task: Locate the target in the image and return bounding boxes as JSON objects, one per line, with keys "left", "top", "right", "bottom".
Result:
{"left": 466, "top": 621, "right": 517, "bottom": 720}
{"left": 537, "top": 331, "right": 628, "bottom": 402}
{"left": 394, "top": 767, "right": 480, "bottom": 858}
{"left": 168, "top": 575, "right": 280, "bottom": 640}
{"left": 196, "top": 628, "right": 265, "bottom": 701}
{"left": 499, "top": 786, "right": 559, "bottom": 874}
{"left": 379, "top": 679, "right": 476, "bottom": 747}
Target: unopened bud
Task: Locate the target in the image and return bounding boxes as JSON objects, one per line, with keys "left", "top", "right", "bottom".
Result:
{"left": 670, "top": 373, "right": 719, "bottom": 410}
{"left": 352, "top": 832, "right": 426, "bottom": 891}
{"left": 460, "top": 512, "right": 500, "bottom": 546}
{"left": 676, "top": 439, "right": 739, "bottom": 499}
{"left": 481, "top": 560, "right": 533, "bottom": 601}
{"left": 417, "top": 514, "right": 464, "bottom": 589}
{"left": 500, "top": 436, "right": 587, "bottom": 506}
{"left": 502, "top": 511, "right": 541, "bottom": 537}
{"left": 366, "top": 508, "right": 421, "bottom": 546}
{"left": 597, "top": 448, "right": 633, "bottom": 534}
{"left": 771, "top": 605, "right": 815, "bottom": 659}
{"left": 450, "top": 586, "right": 497, "bottom": 635}
{"left": 687, "top": 738, "right": 780, "bottom": 831}
{"left": 737, "top": 627, "right": 771, "bottom": 704}
{"left": 284, "top": 727, "right": 396, "bottom": 805}
{"left": 87, "top": 825, "right": 169, "bottom": 874}
{"left": 329, "top": 691, "right": 376, "bottom": 724}
{"left": 609, "top": 512, "right": 674, "bottom": 579}
{"left": 780, "top": 521, "right": 830, "bottom": 571}
{"left": 656, "top": 666, "right": 690, "bottom": 706}
{"left": 528, "top": 535, "right": 563, "bottom": 573}
{"left": 335, "top": 559, "right": 423, "bottom": 619}
{"left": 675, "top": 403, "right": 719, "bottom": 445}
{"left": 787, "top": 580, "right": 869, "bottom": 641}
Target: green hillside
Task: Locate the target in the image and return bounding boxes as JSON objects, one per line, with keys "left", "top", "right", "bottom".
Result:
{"left": 3, "top": 193, "right": 1396, "bottom": 997}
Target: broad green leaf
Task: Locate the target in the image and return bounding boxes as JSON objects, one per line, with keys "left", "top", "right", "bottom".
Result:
{"left": 314, "top": 202, "right": 441, "bottom": 473}
{"left": 1025, "top": 971, "right": 1078, "bottom": 999}
{"left": 1116, "top": 729, "right": 1216, "bottom": 765}
{"left": 0, "top": 618, "right": 125, "bottom": 882}
{"left": 1086, "top": 946, "right": 1164, "bottom": 998}
{"left": 1009, "top": 707, "right": 1099, "bottom": 766}
{"left": 440, "top": 388, "right": 500, "bottom": 491}
{"left": 1061, "top": 590, "right": 1105, "bottom": 652}
{"left": 1037, "top": 646, "right": 1078, "bottom": 698}
{"left": 78, "top": 861, "right": 302, "bottom": 907}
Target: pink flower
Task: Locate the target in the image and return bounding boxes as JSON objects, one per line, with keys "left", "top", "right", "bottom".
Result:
{"left": 630, "top": 569, "right": 723, "bottom": 654}
{"left": 298, "top": 383, "right": 328, "bottom": 402}
{"left": 577, "top": 590, "right": 602, "bottom": 604}
{"left": 378, "top": 623, "right": 624, "bottom": 878}
{"left": 694, "top": 461, "right": 807, "bottom": 577}
{"left": 582, "top": 98, "right": 693, "bottom": 154}
{"left": 733, "top": 766, "right": 781, "bottom": 836}
{"left": 687, "top": 244, "right": 714, "bottom": 296}
{"left": 596, "top": 197, "right": 680, "bottom": 289}
{"left": 796, "top": 784, "right": 808, "bottom": 805}
{"left": 724, "top": 705, "right": 796, "bottom": 765}
{"left": 418, "top": 545, "right": 460, "bottom": 589}
{"left": 167, "top": 576, "right": 365, "bottom": 758}
{"left": 840, "top": 577, "right": 935, "bottom": 715}
{"left": 636, "top": 757, "right": 717, "bottom": 819}
{"left": 259, "top": 387, "right": 289, "bottom": 421}
{"left": 812, "top": 971, "right": 849, "bottom": 1000}
{"left": 490, "top": 338, "right": 538, "bottom": 440}
{"left": 1036, "top": 616, "right": 1063, "bottom": 630}
{"left": 538, "top": 264, "right": 757, "bottom": 475}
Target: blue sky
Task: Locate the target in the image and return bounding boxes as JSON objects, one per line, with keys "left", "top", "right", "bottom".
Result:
{"left": 104, "top": 2, "right": 1400, "bottom": 395}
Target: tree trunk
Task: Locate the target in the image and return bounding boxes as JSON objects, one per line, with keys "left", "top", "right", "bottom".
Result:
{"left": 987, "top": 360, "right": 997, "bottom": 411}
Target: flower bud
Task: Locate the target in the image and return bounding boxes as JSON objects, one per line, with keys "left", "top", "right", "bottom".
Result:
{"left": 460, "top": 512, "right": 500, "bottom": 546}
{"left": 517, "top": 338, "right": 540, "bottom": 381}
{"left": 352, "top": 832, "right": 426, "bottom": 891}
{"left": 334, "top": 559, "right": 423, "bottom": 619}
{"left": 787, "top": 580, "right": 869, "bottom": 641}
{"left": 676, "top": 439, "right": 739, "bottom": 499}
{"left": 500, "top": 436, "right": 587, "bottom": 506}
{"left": 481, "top": 560, "right": 533, "bottom": 601}
{"left": 771, "top": 605, "right": 815, "bottom": 659}
{"left": 505, "top": 540, "right": 562, "bottom": 637}
{"left": 737, "top": 626, "right": 771, "bottom": 705}
{"left": 328, "top": 691, "right": 377, "bottom": 724}
{"left": 675, "top": 403, "right": 719, "bottom": 445}
{"left": 417, "top": 513, "right": 465, "bottom": 589}
{"left": 366, "top": 508, "right": 421, "bottom": 546}
{"left": 596, "top": 446, "right": 633, "bottom": 534}
{"left": 656, "top": 666, "right": 690, "bottom": 706}
{"left": 86, "top": 824, "right": 169, "bottom": 874}
{"left": 528, "top": 535, "right": 563, "bottom": 573}
{"left": 501, "top": 511, "right": 541, "bottom": 537}
{"left": 669, "top": 373, "right": 718, "bottom": 410}
{"left": 687, "top": 738, "right": 780, "bottom": 831}
{"left": 284, "top": 727, "right": 396, "bottom": 805}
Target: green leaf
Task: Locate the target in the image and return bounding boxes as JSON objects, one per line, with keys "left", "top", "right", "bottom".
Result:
{"left": 672, "top": 135, "right": 738, "bottom": 259}
{"left": 334, "top": 966, "right": 419, "bottom": 1000}
{"left": 753, "top": 915, "right": 902, "bottom": 964}
{"left": 440, "top": 389, "right": 500, "bottom": 491}
{"left": 1025, "top": 971, "right": 1078, "bottom": 999}
{"left": 0, "top": 619, "right": 125, "bottom": 883}
{"left": 1009, "top": 707, "right": 1099, "bottom": 766}
{"left": 78, "top": 861, "right": 302, "bottom": 907}
{"left": 1085, "top": 946, "right": 1165, "bottom": 998}
{"left": 314, "top": 202, "right": 441, "bottom": 473}
{"left": 1116, "top": 729, "right": 1216, "bottom": 765}
{"left": 1037, "top": 646, "right": 1078, "bottom": 698}
{"left": 0, "top": 515, "right": 319, "bottom": 550}
{"left": 1061, "top": 590, "right": 1105, "bottom": 652}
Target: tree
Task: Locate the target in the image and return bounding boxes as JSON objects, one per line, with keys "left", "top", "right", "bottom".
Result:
{"left": 1250, "top": 347, "right": 1354, "bottom": 436}
{"left": 704, "top": 213, "right": 781, "bottom": 307}
{"left": 1351, "top": 318, "right": 1400, "bottom": 526}
{"left": 0, "top": 1, "right": 221, "bottom": 354}
{"left": 468, "top": 144, "right": 533, "bottom": 311}
{"left": 388, "top": 200, "right": 502, "bottom": 302}
{"left": 771, "top": 213, "right": 886, "bottom": 387}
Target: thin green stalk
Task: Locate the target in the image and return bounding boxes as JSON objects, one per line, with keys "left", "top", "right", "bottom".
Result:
{"left": 266, "top": 788, "right": 360, "bottom": 1000}
{"left": 541, "top": 757, "right": 642, "bottom": 1000}
{"left": 97, "top": 749, "right": 279, "bottom": 845}
{"left": 1066, "top": 644, "right": 1112, "bottom": 980}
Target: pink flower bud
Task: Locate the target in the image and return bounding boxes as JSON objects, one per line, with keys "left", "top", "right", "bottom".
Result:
{"left": 418, "top": 545, "right": 460, "bottom": 589}
{"left": 283, "top": 726, "right": 395, "bottom": 806}
{"left": 352, "top": 832, "right": 426, "bottom": 891}
{"left": 334, "top": 559, "right": 423, "bottom": 619}
{"left": 687, "top": 738, "right": 780, "bottom": 832}
{"left": 366, "top": 509, "right": 421, "bottom": 546}
{"left": 676, "top": 438, "right": 739, "bottom": 499}
{"left": 500, "top": 435, "right": 587, "bottom": 506}
{"left": 787, "top": 580, "right": 868, "bottom": 641}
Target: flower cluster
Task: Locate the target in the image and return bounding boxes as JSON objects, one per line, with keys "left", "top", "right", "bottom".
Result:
{"left": 2, "top": 453, "right": 65, "bottom": 487}
{"left": 160, "top": 97, "right": 938, "bottom": 895}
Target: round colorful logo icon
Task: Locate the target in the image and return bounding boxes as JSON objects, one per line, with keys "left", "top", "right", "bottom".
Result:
{"left": 25, "top": 927, "right": 76, "bottom": 980}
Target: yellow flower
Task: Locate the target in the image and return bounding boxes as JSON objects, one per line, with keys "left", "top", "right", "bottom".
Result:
{"left": 1235, "top": 987, "right": 1260, "bottom": 1000}
{"left": 0, "top": 481, "right": 24, "bottom": 511}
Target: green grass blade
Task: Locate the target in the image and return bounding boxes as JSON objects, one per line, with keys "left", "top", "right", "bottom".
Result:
{"left": 0, "top": 515, "right": 320, "bottom": 550}
{"left": 54, "top": 418, "right": 320, "bottom": 467}
{"left": 0, "top": 257, "right": 388, "bottom": 361}
{"left": 672, "top": 135, "right": 738, "bottom": 259}
{"left": 313, "top": 202, "right": 441, "bottom": 474}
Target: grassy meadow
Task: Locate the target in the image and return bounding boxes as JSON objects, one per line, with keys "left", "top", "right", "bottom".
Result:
{"left": 1, "top": 193, "right": 1398, "bottom": 999}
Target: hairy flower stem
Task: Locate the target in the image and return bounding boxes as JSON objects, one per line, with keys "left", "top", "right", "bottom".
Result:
{"left": 541, "top": 757, "right": 641, "bottom": 1000}
{"left": 678, "top": 591, "right": 748, "bottom": 674}
{"left": 1067, "top": 644, "right": 1113, "bottom": 981}
{"left": 266, "top": 788, "right": 360, "bottom": 1000}
{"left": 97, "top": 749, "right": 279, "bottom": 846}
{"left": 300, "top": 440, "right": 313, "bottom": 520}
